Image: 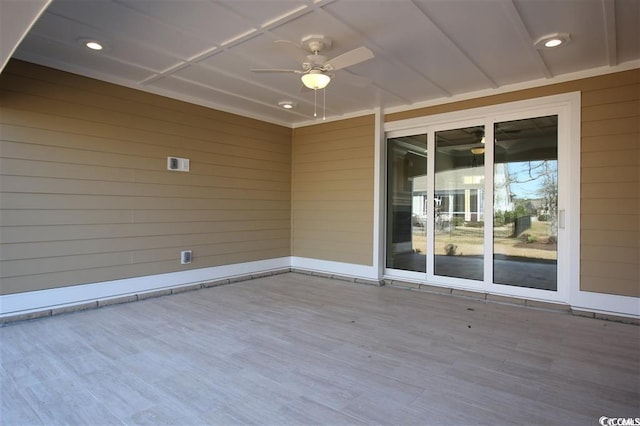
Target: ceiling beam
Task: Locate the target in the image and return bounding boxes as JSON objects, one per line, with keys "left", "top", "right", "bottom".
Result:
{"left": 0, "top": 0, "right": 51, "bottom": 73}
{"left": 501, "top": 0, "right": 553, "bottom": 79}
{"left": 316, "top": 8, "right": 418, "bottom": 107}
{"left": 410, "top": 0, "right": 498, "bottom": 90}
{"left": 602, "top": 0, "right": 617, "bottom": 66}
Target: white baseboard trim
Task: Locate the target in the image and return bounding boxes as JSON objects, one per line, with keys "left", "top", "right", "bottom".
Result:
{"left": 1, "top": 256, "right": 637, "bottom": 322}
{"left": 570, "top": 290, "right": 640, "bottom": 319}
{"left": 290, "top": 257, "right": 380, "bottom": 282}
{"left": 0, "top": 257, "right": 290, "bottom": 317}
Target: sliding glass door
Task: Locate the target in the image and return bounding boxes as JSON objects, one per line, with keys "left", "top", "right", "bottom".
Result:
{"left": 434, "top": 125, "right": 485, "bottom": 281}
{"left": 386, "top": 134, "right": 427, "bottom": 272}
{"left": 384, "top": 96, "right": 574, "bottom": 302}
{"left": 493, "top": 116, "right": 558, "bottom": 291}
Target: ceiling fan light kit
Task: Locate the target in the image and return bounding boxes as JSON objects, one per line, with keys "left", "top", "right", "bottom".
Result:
{"left": 251, "top": 34, "right": 374, "bottom": 119}
{"left": 301, "top": 70, "right": 331, "bottom": 90}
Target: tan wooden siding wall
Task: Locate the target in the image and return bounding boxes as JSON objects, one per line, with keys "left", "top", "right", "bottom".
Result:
{"left": 0, "top": 60, "right": 292, "bottom": 296}
{"left": 292, "top": 115, "right": 375, "bottom": 266}
{"left": 581, "top": 73, "right": 639, "bottom": 297}
{"left": 387, "top": 69, "right": 640, "bottom": 298}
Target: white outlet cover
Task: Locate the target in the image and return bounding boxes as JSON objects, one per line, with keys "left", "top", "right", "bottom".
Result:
{"left": 168, "top": 157, "right": 190, "bottom": 172}
{"left": 180, "top": 250, "right": 192, "bottom": 264}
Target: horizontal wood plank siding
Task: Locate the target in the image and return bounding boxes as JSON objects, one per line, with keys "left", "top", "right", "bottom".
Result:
{"left": 2, "top": 58, "right": 637, "bottom": 301}
{"left": 580, "top": 70, "right": 639, "bottom": 297}
{"left": 387, "top": 69, "right": 640, "bottom": 297}
{"left": 0, "top": 60, "right": 291, "bottom": 295}
{"left": 292, "top": 115, "right": 375, "bottom": 266}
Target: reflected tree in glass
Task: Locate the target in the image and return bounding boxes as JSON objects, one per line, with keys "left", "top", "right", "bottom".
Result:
{"left": 493, "top": 115, "right": 558, "bottom": 290}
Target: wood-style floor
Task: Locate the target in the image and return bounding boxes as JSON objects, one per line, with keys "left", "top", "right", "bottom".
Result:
{"left": 2, "top": 273, "right": 639, "bottom": 425}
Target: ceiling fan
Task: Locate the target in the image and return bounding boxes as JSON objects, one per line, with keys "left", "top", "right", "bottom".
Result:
{"left": 251, "top": 35, "right": 374, "bottom": 90}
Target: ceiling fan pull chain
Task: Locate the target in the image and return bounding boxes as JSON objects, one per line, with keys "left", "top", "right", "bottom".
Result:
{"left": 313, "top": 88, "right": 317, "bottom": 117}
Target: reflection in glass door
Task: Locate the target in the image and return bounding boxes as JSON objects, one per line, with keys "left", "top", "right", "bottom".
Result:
{"left": 385, "top": 95, "right": 576, "bottom": 302}
{"left": 434, "top": 125, "right": 485, "bottom": 281}
{"left": 386, "top": 134, "right": 427, "bottom": 272}
{"left": 493, "top": 116, "right": 558, "bottom": 290}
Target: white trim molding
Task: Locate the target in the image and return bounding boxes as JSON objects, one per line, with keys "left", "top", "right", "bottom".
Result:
{"left": 373, "top": 107, "right": 385, "bottom": 278}
{"left": 1, "top": 256, "right": 637, "bottom": 322}
{"left": 571, "top": 291, "right": 640, "bottom": 319}
{"left": 290, "top": 257, "right": 380, "bottom": 283}
{"left": 0, "top": 257, "right": 290, "bottom": 318}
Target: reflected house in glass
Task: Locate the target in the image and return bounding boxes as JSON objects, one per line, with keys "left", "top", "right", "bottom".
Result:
{"left": 386, "top": 116, "right": 560, "bottom": 291}
{"left": 434, "top": 125, "right": 486, "bottom": 280}
{"left": 434, "top": 167, "right": 486, "bottom": 225}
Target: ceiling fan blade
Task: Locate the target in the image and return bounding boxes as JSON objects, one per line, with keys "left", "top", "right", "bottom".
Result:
{"left": 324, "top": 46, "right": 374, "bottom": 71}
{"left": 251, "top": 68, "right": 303, "bottom": 74}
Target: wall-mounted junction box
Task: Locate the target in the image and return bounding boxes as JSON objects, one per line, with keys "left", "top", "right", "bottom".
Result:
{"left": 180, "top": 250, "right": 192, "bottom": 264}
{"left": 167, "top": 157, "right": 190, "bottom": 172}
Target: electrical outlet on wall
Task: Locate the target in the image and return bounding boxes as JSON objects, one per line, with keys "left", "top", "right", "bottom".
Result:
{"left": 167, "top": 157, "right": 190, "bottom": 171}
{"left": 181, "top": 250, "right": 192, "bottom": 264}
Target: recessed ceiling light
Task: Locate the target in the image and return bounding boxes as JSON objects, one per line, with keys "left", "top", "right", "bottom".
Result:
{"left": 544, "top": 39, "right": 562, "bottom": 48}
{"left": 79, "top": 38, "right": 106, "bottom": 51}
{"left": 85, "top": 41, "right": 103, "bottom": 50}
{"left": 279, "top": 101, "right": 296, "bottom": 109}
{"left": 534, "top": 33, "right": 571, "bottom": 49}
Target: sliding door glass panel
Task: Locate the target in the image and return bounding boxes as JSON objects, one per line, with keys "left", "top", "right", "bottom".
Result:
{"left": 434, "top": 126, "right": 485, "bottom": 280}
{"left": 386, "top": 135, "right": 427, "bottom": 272}
{"left": 493, "top": 116, "right": 558, "bottom": 290}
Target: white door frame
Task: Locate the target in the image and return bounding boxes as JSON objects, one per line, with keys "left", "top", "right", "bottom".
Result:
{"left": 383, "top": 92, "right": 580, "bottom": 305}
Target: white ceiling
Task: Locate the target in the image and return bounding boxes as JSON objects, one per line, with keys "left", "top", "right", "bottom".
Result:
{"left": 8, "top": 0, "right": 640, "bottom": 127}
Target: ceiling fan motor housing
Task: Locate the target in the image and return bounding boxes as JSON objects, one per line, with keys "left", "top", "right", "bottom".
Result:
{"left": 301, "top": 35, "right": 332, "bottom": 53}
